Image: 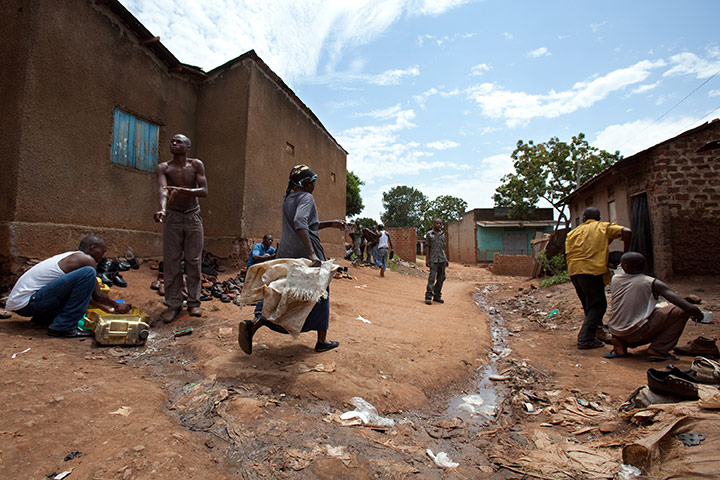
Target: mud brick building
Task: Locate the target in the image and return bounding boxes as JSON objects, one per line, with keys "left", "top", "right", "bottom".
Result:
{"left": 385, "top": 227, "right": 417, "bottom": 263}
{"left": 1, "top": 0, "right": 347, "bottom": 287}
{"left": 564, "top": 119, "right": 720, "bottom": 279}
{"left": 446, "top": 208, "right": 555, "bottom": 264}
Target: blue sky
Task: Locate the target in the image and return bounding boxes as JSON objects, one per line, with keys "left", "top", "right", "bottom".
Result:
{"left": 121, "top": 0, "right": 720, "bottom": 221}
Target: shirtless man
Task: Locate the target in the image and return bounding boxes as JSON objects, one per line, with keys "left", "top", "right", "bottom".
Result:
{"left": 154, "top": 134, "right": 208, "bottom": 323}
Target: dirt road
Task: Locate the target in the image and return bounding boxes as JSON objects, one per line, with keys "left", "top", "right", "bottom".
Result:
{"left": 1, "top": 259, "right": 718, "bottom": 479}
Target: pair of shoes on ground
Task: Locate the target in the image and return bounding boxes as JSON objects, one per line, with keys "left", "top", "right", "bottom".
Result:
{"left": 237, "top": 319, "right": 339, "bottom": 355}
{"left": 161, "top": 306, "right": 202, "bottom": 324}
{"left": 48, "top": 327, "right": 94, "bottom": 338}
{"left": 647, "top": 366, "right": 700, "bottom": 400}
{"left": 674, "top": 336, "right": 720, "bottom": 358}
{"left": 577, "top": 338, "right": 605, "bottom": 350}
{"left": 424, "top": 297, "right": 444, "bottom": 305}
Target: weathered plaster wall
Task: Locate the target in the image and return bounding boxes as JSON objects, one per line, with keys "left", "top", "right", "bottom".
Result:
{"left": 446, "top": 211, "right": 477, "bottom": 264}
{"left": 243, "top": 62, "right": 347, "bottom": 258}
{"left": 385, "top": 227, "right": 417, "bottom": 263}
{"left": 3, "top": 0, "right": 199, "bottom": 275}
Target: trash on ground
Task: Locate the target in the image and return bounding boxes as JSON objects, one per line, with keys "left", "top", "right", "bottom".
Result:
{"left": 426, "top": 449, "right": 459, "bottom": 468}
{"left": 109, "top": 406, "right": 132, "bottom": 416}
{"left": 354, "top": 284, "right": 367, "bottom": 289}
{"left": 616, "top": 464, "right": 642, "bottom": 479}
{"left": 63, "top": 451, "right": 81, "bottom": 461}
{"left": 356, "top": 315, "right": 371, "bottom": 324}
{"left": 11, "top": 347, "right": 31, "bottom": 359}
{"left": 53, "top": 469, "right": 73, "bottom": 479}
{"left": 338, "top": 397, "right": 395, "bottom": 428}
{"left": 174, "top": 327, "right": 193, "bottom": 337}
{"left": 296, "top": 363, "right": 336, "bottom": 373}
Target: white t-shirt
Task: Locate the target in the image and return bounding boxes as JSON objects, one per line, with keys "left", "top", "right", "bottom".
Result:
{"left": 6, "top": 251, "right": 79, "bottom": 311}
{"left": 378, "top": 231, "right": 390, "bottom": 249}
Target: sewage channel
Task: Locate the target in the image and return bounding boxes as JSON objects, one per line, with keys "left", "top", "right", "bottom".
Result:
{"left": 445, "top": 284, "right": 510, "bottom": 424}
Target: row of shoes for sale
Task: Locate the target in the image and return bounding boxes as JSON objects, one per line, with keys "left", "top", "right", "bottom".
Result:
{"left": 97, "top": 250, "right": 140, "bottom": 287}
{"left": 149, "top": 273, "right": 245, "bottom": 303}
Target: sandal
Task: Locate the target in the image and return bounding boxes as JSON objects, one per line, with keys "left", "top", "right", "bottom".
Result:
{"left": 314, "top": 340, "right": 339, "bottom": 353}
{"left": 603, "top": 351, "right": 633, "bottom": 359}
{"left": 237, "top": 320, "right": 254, "bottom": 355}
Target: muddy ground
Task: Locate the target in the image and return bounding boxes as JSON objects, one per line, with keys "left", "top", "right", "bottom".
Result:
{"left": 1, "top": 258, "right": 718, "bottom": 479}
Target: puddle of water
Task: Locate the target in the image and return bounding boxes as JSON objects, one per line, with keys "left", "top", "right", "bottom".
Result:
{"left": 445, "top": 286, "right": 508, "bottom": 424}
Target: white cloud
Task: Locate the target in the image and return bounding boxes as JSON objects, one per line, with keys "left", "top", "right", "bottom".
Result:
{"left": 663, "top": 48, "right": 720, "bottom": 79}
{"left": 121, "top": 0, "right": 470, "bottom": 85}
{"left": 372, "top": 66, "right": 420, "bottom": 85}
{"left": 590, "top": 21, "right": 606, "bottom": 33}
{"left": 593, "top": 113, "right": 719, "bottom": 157}
{"left": 465, "top": 59, "right": 667, "bottom": 127}
{"left": 412, "top": 87, "right": 439, "bottom": 108}
{"left": 528, "top": 47, "right": 549, "bottom": 58}
{"left": 417, "top": 32, "right": 477, "bottom": 47}
{"left": 631, "top": 82, "right": 660, "bottom": 95}
{"left": 709, "top": 89, "right": 720, "bottom": 97}
{"left": 503, "top": 32, "right": 513, "bottom": 40}
{"left": 471, "top": 63, "right": 491, "bottom": 76}
{"left": 426, "top": 140, "right": 460, "bottom": 150}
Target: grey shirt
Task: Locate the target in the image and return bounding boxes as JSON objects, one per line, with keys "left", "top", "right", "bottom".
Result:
{"left": 425, "top": 229, "right": 447, "bottom": 264}
{"left": 276, "top": 191, "right": 326, "bottom": 261}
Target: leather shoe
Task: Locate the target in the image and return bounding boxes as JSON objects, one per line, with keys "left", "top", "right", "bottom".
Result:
{"left": 577, "top": 339, "right": 605, "bottom": 350}
{"left": 188, "top": 306, "right": 202, "bottom": 317}
{"left": 160, "top": 307, "right": 181, "bottom": 324}
{"left": 100, "top": 272, "right": 115, "bottom": 286}
{"left": 113, "top": 273, "right": 127, "bottom": 288}
{"left": 647, "top": 367, "right": 699, "bottom": 399}
{"left": 425, "top": 298, "right": 432, "bottom": 305}
{"left": 48, "top": 327, "right": 94, "bottom": 338}
{"left": 433, "top": 298, "right": 444, "bottom": 304}
{"left": 674, "top": 336, "right": 720, "bottom": 358}
{"left": 115, "top": 256, "right": 131, "bottom": 272}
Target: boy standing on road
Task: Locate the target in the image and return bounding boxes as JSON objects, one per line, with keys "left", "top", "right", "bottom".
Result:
{"left": 424, "top": 218, "right": 447, "bottom": 305}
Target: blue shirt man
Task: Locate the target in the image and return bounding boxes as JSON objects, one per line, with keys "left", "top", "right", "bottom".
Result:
{"left": 247, "top": 234, "right": 277, "bottom": 268}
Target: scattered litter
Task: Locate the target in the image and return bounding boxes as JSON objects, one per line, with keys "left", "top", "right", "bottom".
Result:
{"left": 616, "top": 464, "right": 642, "bottom": 479}
{"left": 109, "top": 406, "right": 132, "bottom": 417}
{"left": 488, "top": 374, "right": 509, "bottom": 381}
{"left": 426, "top": 449, "right": 459, "bottom": 468}
{"left": 676, "top": 432, "right": 705, "bottom": 447}
{"left": 11, "top": 347, "right": 31, "bottom": 359}
{"left": 354, "top": 284, "right": 367, "bottom": 289}
{"left": 546, "top": 309, "right": 559, "bottom": 318}
{"left": 63, "top": 451, "right": 81, "bottom": 461}
{"left": 462, "top": 394, "right": 484, "bottom": 407}
{"left": 524, "top": 402, "right": 535, "bottom": 413}
{"left": 356, "top": 315, "right": 371, "bottom": 324}
{"left": 339, "top": 397, "right": 395, "bottom": 428}
{"left": 173, "top": 327, "right": 193, "bottom": 337}
{"left": 296, "top": 363, "right": 336, "bottom": 373}
{"left": 53, "top": 470, "right": 73, "bottom": 480}
{"left": 218, "top": 327, "right": 233, "bottom": 336}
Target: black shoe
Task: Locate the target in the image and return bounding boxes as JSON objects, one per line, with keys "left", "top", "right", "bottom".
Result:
{"left": 115, "top": 256, "right": 131, "bottom": 272}
{"left": 97, "top": 257, "right": 116, "bottom": 274}
{"left": 315, "top": 340, "right": 339, "bottom": 352}
{"left": 48, "top": 328, "right": 94, "bottom": 338}
{"left": 100, "top": 272, "right": 115, "bottom": 286}
{"left": 113, "top": 273, "right": 127, "bottom": 288}
{"left": 433, "top": 298, "right": 444, "bottom": 304}
{"left": 577, "top": 339, "right": 605, "bottom": 350}
{"left": 647, "top": 368, "right": 699, "bottom": 399}
{"left": 425, "top": 298, "right": 432, "bottom": 305}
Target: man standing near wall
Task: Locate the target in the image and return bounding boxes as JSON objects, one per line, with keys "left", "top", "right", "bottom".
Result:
{"left": 376, "top": 224, "right": 393, "bottom": 277}
{"left": 424, "top": 218, "right": 448, "bottom": 305}
{"left": 154, "top": 134, "right": 208, "bottom": 323}
{"left": 566, "top": 207, "right": 631, "bottom": 349}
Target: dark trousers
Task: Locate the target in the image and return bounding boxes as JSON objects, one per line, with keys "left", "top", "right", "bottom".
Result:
{"left": 15, "top": 266, "right": 97, "bottom": 332}
{"left": 163, "top": 207, "right": 204, "bottom": 309}
{"left": 571, "top": 274, "right": 607, "bottom": 344}
{"left": 619, "top": 305, "right": 689, "bottom": 354}
{"left": 254, "top": 291, "right": 330, "bottom": 334}
{"left": 426, "top": 262, "right": 446, "bottom": 300}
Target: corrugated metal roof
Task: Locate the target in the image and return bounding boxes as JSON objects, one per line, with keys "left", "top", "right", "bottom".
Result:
{"left": 476, "top": 220, "right": 555, "bottom": 228}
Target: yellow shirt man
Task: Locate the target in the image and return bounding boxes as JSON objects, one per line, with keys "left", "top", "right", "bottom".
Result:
{"left": 566, "top": 219, "right": 625, "bottom": 278}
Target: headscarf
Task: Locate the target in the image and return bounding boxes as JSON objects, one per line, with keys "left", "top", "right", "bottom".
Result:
{"left": 284, "top": 164, "right": 317, "bottom": 198}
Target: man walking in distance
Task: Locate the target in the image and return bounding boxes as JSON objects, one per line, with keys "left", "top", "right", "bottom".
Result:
{"left": 565, "top": 207, "right": 631, "bottom": 349}
{"left": 424, "top": 218, "right": 448, "bottom": 305}
{"left": 376, "top": 224, "right": 393, "bottom": 277}
{"left": 154, "top": 134, "right": 208, "bottom": 323}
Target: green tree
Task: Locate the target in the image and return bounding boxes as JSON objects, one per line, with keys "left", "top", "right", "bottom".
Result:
{"left": 353, "top": 217, "right": 378, "bottom": 228}
{"left": 381, "top": 186, "right": 428, "bottom": 228}
{"left": 420, "top": 195, "right": 468, "bottom": 234}
{"left": 346, "top": 171, "right": 364, "bottom": 218}
{"left": 493, "top": 133, "right": 620, "bottom": 226}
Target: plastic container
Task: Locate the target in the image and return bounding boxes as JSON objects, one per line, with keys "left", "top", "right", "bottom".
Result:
{"left": 85, "top": 307, "right": 150, "bottom": 346}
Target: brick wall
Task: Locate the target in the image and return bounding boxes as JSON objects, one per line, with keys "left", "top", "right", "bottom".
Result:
{"left": 489, "top": 253, "right": 537, "bottom": 277}
{"left": 648, "top": 121, "right": 720, "bottom": 277}
{"left": 386, "top": 227, "right": 417, "bottom": 263}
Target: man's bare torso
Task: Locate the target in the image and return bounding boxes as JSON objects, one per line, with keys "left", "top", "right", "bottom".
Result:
{"left": 160, "top": 158, "right": 202, "bottom": 210}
